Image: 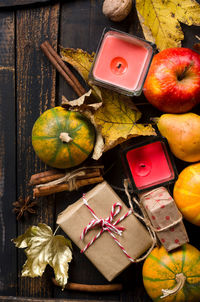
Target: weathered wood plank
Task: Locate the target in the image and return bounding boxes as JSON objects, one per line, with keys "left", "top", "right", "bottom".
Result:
{"left": 58, "top": 0, "right": 91, "bottom": 102}
{"left": 16, "top": 3, "right": 60, "bottom": 297}
{"left": 0, "top": 0, "right": 51, "bottom": 7}
{"left": 0, "top": 298, "right": 116, "bottom": 302}
{"left": 0, "top": 11, "right": 17, "bottom": 296}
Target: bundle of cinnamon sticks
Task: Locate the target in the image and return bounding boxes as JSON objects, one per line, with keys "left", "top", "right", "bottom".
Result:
{"left": 29, "top": 165, "right": 104, "bottom": 198}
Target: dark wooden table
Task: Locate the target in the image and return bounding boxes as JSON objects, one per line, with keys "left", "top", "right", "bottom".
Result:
{"left": 0, "top": 0, "right": 200, "bottom": 301}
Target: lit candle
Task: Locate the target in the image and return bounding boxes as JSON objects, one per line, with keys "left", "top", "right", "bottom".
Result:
{"left": 89, "top": 29, "right": 154, "bottom": 96}
{"left": 123, "top": 140, "right": 177, "bottom": 191}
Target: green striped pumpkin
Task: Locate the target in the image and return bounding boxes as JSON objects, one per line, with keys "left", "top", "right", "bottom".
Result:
{"left": 32, "top": 107, "right": 95, "bottom": 169}
{"left": 143, "top": 244, "right": 200, "bottom": 301}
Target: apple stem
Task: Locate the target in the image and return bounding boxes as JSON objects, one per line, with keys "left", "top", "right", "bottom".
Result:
{"left": 178, "top": 62, "right": 193, "bottom": 81}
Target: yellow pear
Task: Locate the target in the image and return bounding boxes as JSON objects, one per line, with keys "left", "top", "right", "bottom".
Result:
{"left": 157, "top": 113, "right": 200, "bottom": 162}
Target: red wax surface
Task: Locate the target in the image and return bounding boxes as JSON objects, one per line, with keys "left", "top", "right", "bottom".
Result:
{"left": 126, "top": 141, "right": 174, "bottom": 189}
{"left": 93, "top": 32, "right": 149, "bottom": 90}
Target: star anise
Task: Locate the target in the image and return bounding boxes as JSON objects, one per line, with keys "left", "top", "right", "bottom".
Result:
{"left": 13, "top": 196, "right": 38, "bottom": 220}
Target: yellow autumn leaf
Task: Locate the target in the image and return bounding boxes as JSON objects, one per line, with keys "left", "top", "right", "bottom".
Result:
{"left": 60, "top": 47, "right": 102, "bottom": 100}
{"left": 60, "top": 47, "right": 156, "bottom": 153}
{"left": 94, "top": 89, "right": 156, "bottom": 151}
{"left": 60, "top": 47, "right": 94, "bottom": 81}
{"left": 136, "top": 0, "right": 200, "bottom": 51}
{"left": 173, "top": 0, "right": 200, "bottom": 26}
{"left": 12, "top": 223, "right": 72, "bottom": 290}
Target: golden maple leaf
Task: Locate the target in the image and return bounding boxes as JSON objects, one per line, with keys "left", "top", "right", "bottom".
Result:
{"left": 136, "top": 0, "right": 200, "bottom": 51}
{"left": 60, "top": 48, "right": 156, "bottom": 156}
{"left": 12, "top": 223, "right": 72, "bottom": 289}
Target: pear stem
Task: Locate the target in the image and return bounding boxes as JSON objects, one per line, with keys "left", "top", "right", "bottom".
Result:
{"left": 150, "top": 117, "right": 160, "bottom": 124}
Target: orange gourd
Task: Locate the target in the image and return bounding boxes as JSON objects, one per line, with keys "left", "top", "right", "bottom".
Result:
{"left": 143, "top": 244, "right": 200, "bottom": 302}
{"left": 173, "top": 163, "right": 200, "bottom": 226}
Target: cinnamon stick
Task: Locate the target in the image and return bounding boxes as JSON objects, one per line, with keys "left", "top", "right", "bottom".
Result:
{"left": 40, "top": 41, "right": 86, "bottom": 97}
{"left": 33, "top": 176, "right": 104, "bottom": 197}
{"left": 30, "top": 168, "right": 102, "bottom": 186}
{"left": 29, "top": 170, "right": 65, "bottom": 186}
{"left": 52, "top": 279, "right": 123, "bottom": 292}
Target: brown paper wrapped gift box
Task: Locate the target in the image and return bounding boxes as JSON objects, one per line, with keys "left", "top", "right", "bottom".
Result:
{"left": 57, "top": 181, "right": 152, "bottom": 281}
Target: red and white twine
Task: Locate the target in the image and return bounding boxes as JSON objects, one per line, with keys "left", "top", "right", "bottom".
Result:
{"left": 80, "top": 193, "right": 135, "bottom": 262}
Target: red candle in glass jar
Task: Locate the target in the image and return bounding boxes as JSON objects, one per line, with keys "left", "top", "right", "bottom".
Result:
{"left": 90, "top": 29, "right": 154, "bottom": 96}
{"left": 126, "top": 141, "right": 175, "bottom": 190}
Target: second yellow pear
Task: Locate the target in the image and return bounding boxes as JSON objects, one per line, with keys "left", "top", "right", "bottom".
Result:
{"left": 157, "top": 113, "right": 200, "bottom": 162}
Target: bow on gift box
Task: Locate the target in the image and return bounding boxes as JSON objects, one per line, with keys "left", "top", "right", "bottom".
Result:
{"left": 80, "top": 193, "right": 135, "bottom": 262}
{"left": 80, "top": 180, "right": 160, "bottom": 264}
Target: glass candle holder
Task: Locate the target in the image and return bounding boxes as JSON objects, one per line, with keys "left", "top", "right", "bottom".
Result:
{"left": 121, "top": 138, "right": 177, "bottom": 192}
{"left": 89, "top": 28, "right": 155, "bottom": 96}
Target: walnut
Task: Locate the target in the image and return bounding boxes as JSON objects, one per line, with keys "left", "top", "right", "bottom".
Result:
{"left": 102, "top": 0, "right": 132, "bottom": 22}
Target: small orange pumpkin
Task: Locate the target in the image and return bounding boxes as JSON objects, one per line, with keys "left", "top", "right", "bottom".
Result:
{"left": 173, "top": 163, "right": 200, "bottom": 226}
{"left": 32, "top": 107, "right": 95, "bottom": 169}
{"left": 143, "top": 244, "right": 200, "bottom": 302}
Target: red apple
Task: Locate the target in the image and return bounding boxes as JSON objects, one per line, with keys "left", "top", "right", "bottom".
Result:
{"left": 143, "top": 48, "right": 200, "bottom": 113}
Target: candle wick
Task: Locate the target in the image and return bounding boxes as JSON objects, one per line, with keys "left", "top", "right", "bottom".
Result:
{"left": 117, "top": 63, "right": 121, "bottom": 69}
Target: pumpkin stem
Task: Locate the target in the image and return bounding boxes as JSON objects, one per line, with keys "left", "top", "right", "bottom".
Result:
{"left": 161, "top": 273, "right": 186, "bottom": 299}
{"left": 150, "top": 117, "right": 159, "bottom": 124}
{"left": 59, "top": 132, "right": 73, "bottom": 143}
{"left": 53, "top": 225, "right": 60, "bottom": 236}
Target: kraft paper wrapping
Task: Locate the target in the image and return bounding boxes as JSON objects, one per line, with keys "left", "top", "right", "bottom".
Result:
{"left": 57, "top": 181, "right": 152, "bottom": 281}
{"left": 140, "top": 187, "right": 189, "bottom": 251}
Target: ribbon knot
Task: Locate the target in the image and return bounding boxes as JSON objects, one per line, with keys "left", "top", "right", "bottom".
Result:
{"left": 80, "top": 194, "right": 135, "bottom": 262}
{"left": 99, "top": 219, "right": 105, "bottom": 228}
{"left": 101, "top": 217, "right": 124, "bottom": 235}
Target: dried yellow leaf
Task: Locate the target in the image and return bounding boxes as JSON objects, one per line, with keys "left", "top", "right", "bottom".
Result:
{"left": 136, "top": 0, "right": 200, "bottom": 51}
{"left": 173, "top": 0, "right": 200, "bottom": 26}
{"left": 12, "top": 223, "right": 72, "bottom": 290}
{"left": 94, "top": 89, "right": 156, "bottom": 151}
{"left": 60, "top": 47, "right": 94, "bottom": 82}
{"left": 60, "top": 47, "right": 156, "bottom": 154}
{"left": 60, "top": 47, "right": 102, "bottom": 101}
